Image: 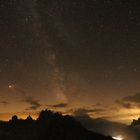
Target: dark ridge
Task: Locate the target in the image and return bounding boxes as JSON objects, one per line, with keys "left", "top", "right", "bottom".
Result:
{"left": 0, "top": 109, "right": 114, "bottom": 140}
{"left": 131, "top": 118, "right": 140, "bottom": 127}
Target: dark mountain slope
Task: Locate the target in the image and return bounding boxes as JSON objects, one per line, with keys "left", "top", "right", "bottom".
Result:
{"left": 0, "top": 109, "right": 114, "bottom": 140}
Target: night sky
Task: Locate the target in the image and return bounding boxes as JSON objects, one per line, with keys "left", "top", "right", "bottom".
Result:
{"left": 0, "top": 0, "right": 140, "bottom": 124}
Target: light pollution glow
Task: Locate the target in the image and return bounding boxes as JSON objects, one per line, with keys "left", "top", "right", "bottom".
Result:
{"left": 112, "top": 136, "right": 123, "bottom": 140}
{"left": 1, "top": 84, "right": 140, "bottom": 123}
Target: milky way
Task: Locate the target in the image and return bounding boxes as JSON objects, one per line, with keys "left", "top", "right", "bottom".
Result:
{"left": 0, "top": 0, "right": 140, "bottom": 123}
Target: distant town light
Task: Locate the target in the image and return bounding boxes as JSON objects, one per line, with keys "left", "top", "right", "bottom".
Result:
{"left": 112, "top": 136, "right": 124, "bottom": 140}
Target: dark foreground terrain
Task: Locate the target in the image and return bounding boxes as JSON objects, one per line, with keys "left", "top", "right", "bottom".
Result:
{"left": 0, "top": 109, "right": 114, "bottom": 140}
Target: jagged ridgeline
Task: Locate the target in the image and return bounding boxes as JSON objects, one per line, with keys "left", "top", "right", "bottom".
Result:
{"left": 0, "top": 109, "right": 114, "bottom": 140}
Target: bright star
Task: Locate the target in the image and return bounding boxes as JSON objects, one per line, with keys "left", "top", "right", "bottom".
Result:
{"left": 8, "top": 84, "right": 15, "bottom": 89}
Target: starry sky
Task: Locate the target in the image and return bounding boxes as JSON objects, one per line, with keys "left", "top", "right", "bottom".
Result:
{"left": 0, "top": 0, "right": 140, "bottom": 123}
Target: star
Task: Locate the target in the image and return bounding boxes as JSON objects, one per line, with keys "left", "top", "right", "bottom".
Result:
{"left": 8, "top": 84, "right": 15, "bottom": 89}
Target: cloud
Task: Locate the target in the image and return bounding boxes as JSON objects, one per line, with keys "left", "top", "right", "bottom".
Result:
{"left": 116, "top": 100, "right": 133, "bottom": 109}
{"left": 123, "top": 93, "right": 140, "bottom": 103}
{"left": 47, "top": 103, "right": 68, "bottom": 108}
{"left": 8, "top": 85, "right": 42, "bottom": 111}
{"left": 25, "top": 96, "right": 41, "bottom": 111}
{"left": 73, "top": 108, "right": 104, "bottom": 117}
{"left": 121, "top": 103, "right": 132, "bottom": 109}
{"left": 116, "top": 93, "right": 140, "bottom": 109}
{"left": 0, "top": 101, "right": 9, "bottom": 105}
{"left": 75, "top": 114, "right": 126, "bottom": 137}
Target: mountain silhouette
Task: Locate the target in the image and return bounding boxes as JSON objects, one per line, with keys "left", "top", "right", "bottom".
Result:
{"left": 75, "top": 114, "right": 126, "bottom": 136}
{"left": 0, "top": 109, "right": 114, "bottom": 140}
{"left": 131, "top": 118, "right": 140, "bottom": 127}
